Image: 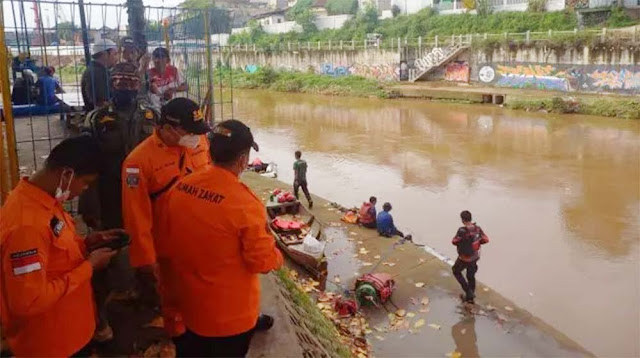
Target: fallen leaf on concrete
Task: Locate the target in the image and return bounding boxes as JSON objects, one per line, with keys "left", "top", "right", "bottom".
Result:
{"left": 419, "top": 307, "right": 430, "bottom": 313}
{"left": 375, "top": 335, "right": 385, "bottom": 341}
{"left": 374, "top": 326, "right": 386, "bottom": 333}
{"left": 415, "top": 282, "right": 425, "bottom": 288}
{"left": 496, "top": 313, "right": 510, "bottom": 322}
{"left": 359, "top": 248, "right": 369, "bottom": 255}
{"left": 383, "top": 262, "right": 396, "bottom": 267}
{"left": 358, "top": 241, "right": 363, "bottom": 244}
{"left": 353, "top": 254, "right": 359, "bottom": 258}
{"left": 428, "top": 323, "right": 441, "bottom": 330}
{"left": 485, "top": 305, "right": 495, "bottom": 311}
{"left": 418, "top": 258, "right": 426, "bottom": 263}
{"left": 395, "top": 309, "right": 406, "bottom": 317}
{"left": 409, "top": 297, "right": 417, "bottom": 305}
{"left": 406, "top": 312, "right": 416, "bottom": 318}
{"left": 414, "top": 319, "right": 425, "bottom": 329}
{"left": 349, "top": 232, "right": 358, "bottom": 236}
{"left": 446, "top": 351, "right": 462, "bottom": 358}
{"left": 504, "top": 306, "right": 514, "bottom": 312}
{"left": 334, "top": 275, "right": 341, "bottom": 284}
{"left": 374, "top": 255, "right": 381, "bottom": 259}
{"left": 365, "top": 329, "right": 372, "bottom": 335}
{"left": 461, "top": 328, "right": 467, "bottom": 335}
{"left": 362, "top": 262, "right": 373, "bottom": 266}
{"left": 483, "top": 287, "right": 489, "bottom": 292}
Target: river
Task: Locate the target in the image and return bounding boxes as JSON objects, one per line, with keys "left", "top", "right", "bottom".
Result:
{"left": 230, "top": 90, "right": 640, "bottom": 357}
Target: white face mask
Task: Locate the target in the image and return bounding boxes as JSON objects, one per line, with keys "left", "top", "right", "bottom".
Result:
{"left": 178, "top": 134, "right": 200, "bottom": 149}
{"left": 55, "top": 169, "right": 74, "bottom": 203}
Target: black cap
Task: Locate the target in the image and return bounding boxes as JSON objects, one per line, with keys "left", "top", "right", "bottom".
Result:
{"left": 160, "top": 98, "right": 210, "bottom": 135}
{"left": 120, "top": 36, "right": 136, "bottom": 49}
{"left": 152, "top": 47, "right": 170, "bottom": 59}
{"left": 209, "top": 120, "right": 259, "bottom": 163}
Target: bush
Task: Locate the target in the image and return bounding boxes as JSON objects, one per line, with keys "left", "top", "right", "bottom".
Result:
{"left": 527, "top": 0, "right": 546, "bottom": 12}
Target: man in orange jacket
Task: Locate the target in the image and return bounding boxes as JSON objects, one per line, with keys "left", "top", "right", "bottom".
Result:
{"left": 0, "top": 136, "right": 124, "bottom": 356}
{"left": 122, "top": 97, "right": 211, "bottom": 336}
{"left": 162, "top": 120, "right": 283, "bottom": 357}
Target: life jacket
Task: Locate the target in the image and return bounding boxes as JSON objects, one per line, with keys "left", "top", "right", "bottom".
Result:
{"left": 356, "top": 273, "right": 395, "bottom": 304}
{"left": 271, "top": 218, "right": 303, "bottom": 231}
{"left": 358, "top": 202, "right": 375, "bottom": 224}
{"left": 456, "top": 225, "right": 482, "bottom": 257}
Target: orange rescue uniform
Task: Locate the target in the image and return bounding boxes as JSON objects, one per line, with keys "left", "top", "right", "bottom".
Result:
{"left": 122, "top": 131, "right": 210, "bottom": 335}
{"left": 123, "top": 130, "right": 211, "bottom": 267}
{"left": 0, "top": 179, "right": 95, "bottom": 357}
{"left": 161, "top": 166, "right": 283, "bottom": 337}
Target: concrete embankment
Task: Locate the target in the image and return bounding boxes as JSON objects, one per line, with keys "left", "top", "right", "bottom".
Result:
{"left": 242, "top": 172, "right": 594, "bottom": 357}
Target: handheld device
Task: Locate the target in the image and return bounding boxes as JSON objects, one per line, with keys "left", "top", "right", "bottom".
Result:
{"left": 91, "top": 232, "right": 130, "bottom": 251}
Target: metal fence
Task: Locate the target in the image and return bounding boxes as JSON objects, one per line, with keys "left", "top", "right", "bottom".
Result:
{"left": 0, "top": 0, "right": 231, "bottom": 203}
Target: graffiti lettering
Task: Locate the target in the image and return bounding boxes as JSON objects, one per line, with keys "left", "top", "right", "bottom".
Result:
{"left": 245, "top": 64, "right": 259, "bottom": 74}
{"left": 415, "top": 47, "right": 444, "bottom": 71}
{"left": 588, "top": 69, "right": 640, "bottom": 91}
{"left": 445, "top": 62, "right": 469, "bottom": 83}
{"left": 321, "top": 63, "right": 350, "bottom": 77}
{"left": 319, "top": 63, "right": 399, "bottom": 81}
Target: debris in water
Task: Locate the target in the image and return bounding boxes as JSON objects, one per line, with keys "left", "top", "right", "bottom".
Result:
{"left": 415, "top": 282, "right": 425, "bottom": 288}
{"left": 414, "top": 319, "right": 425, "bottom": 329}
{"left": 428, "top": 323, "right": 441, "bottom": 330}
{"left": 529, "top": 292, "right": 534, "bottom": 297}
{"left": 334, "top": 275, "right": 341, "bottom": 284}
{"left": 504, "top": 306, "right": 514, "bottom": 312}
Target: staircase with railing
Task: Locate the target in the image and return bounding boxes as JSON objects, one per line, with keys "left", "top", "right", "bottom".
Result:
{"left": 409, "top": 44, "right": 469, "bottom": 82}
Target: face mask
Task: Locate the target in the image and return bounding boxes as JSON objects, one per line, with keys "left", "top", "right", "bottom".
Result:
{"left": 55, "top": 169, "right": 74, "bottom": 203}
{"left": 178, "top": 134, "right": 200, "bottom": 149}
{"left": 113, "top": 90, "right": 138, "bottom": 109}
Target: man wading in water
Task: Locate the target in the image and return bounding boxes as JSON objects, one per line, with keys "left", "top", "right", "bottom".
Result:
{"left": 293, "top": 150, "right": 313, "bottom": 209}
{"left": 452, "top": 210, "right": 489, "bottom": 303}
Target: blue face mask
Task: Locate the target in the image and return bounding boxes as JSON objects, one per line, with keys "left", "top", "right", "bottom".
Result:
{"left": 113, "top": 90, "right": 138, "bottom": 108}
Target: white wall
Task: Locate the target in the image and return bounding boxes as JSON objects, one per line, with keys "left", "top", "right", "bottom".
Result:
{"left": 263, "top": 21, "right": 303, "bottom": 33}
{"left": 624, "top": 0, "right": 640, "bottom": 7}
{"left": 390, "top": 0, "right": 433, "bottom": 14}
{"left": 314, "top": 14, "right": 354, "bottom": 30}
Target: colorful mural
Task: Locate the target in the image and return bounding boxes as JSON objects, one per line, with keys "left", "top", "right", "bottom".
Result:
{"left": 445, "top": 62, "right": 470, "bottom": 83}
{"left": 478, "top": 63, "right": 640, "bottom": 94}
{"left": 319, "top": 63, "right": 399, "bottom": 81}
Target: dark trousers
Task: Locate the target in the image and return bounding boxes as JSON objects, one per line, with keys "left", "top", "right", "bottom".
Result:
{"left": 173, "top": 328, "right": 255, "bottom": 358}
{"left": 293, "top": 180, "right": 312, "bottom": 203}
{"left": 361, "top": 221, "right": 377, "bottom": 229}
{"left": 452, "top": 258, "right": 478, "bottom": 299}
{"left": 379, "top": 229, "right": 404, "bottom": 238}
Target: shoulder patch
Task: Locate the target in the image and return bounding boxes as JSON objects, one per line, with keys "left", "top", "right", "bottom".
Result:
{"left": 10, "top": 249, "right": 42, "bottom": 276}
{"left": 144, "top": 109, "right": 154, "bottom": 120}
{"left": 126, "top": 166, "right": 140, "bottom": 188}
{"left": 49, "top": 216, "right": 65, "bottom": 237}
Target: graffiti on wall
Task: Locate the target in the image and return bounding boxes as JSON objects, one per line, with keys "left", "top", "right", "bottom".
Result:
{"left": 477, "top": 63, "right": 640, "bottom": 94}
{"left": 415, "top": 47, "right": 444, "bottom": 71}
{"left": 245, "top": 64, "right": 259, "bottom": 74}
{"left": 319, "top": 63, "right": 399, "bottom": 81}
{"left": 445, "top": 61, "right": 470, "bottom": 83}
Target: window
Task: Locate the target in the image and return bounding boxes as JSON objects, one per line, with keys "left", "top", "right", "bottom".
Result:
{"left": 278, "top": 18, "right": 282, "bottom": 23}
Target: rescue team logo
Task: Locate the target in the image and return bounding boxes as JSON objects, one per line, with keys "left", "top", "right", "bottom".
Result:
{"left": 10, "top": 249, "right": 42, "bottom": 276}
{"left": 49, "top": 216, "right": 65, "bottom": 237}
{"left": 126, "top": 166, "right": 140, "bottom": 188}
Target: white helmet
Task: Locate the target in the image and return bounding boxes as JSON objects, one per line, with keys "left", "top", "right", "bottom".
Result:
{"left": 91, "top": 39, "right": 117, "bottom": 56}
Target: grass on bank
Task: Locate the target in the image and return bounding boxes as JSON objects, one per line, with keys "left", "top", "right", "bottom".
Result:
{"left": 507, "top": 96, "right": 640, "bottom": 119}
{"left": 219, "top": 66, "right": 389, "bottom": 98}
{"left": 274, "top": 268, "right": 352, "bottom": 358}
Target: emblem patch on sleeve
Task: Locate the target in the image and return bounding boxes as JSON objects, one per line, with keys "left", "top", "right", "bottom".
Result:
{"left": 126, "top": 166, "right": 140, "bottom": 188}
{"left": 10, "top": 249, "right": 42, "bottom": 276}
{"left": 50, "top": 216, "right": 65, "bottom": 237}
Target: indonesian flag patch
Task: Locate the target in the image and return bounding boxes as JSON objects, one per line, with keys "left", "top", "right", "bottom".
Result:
{"left": 10, "top": 249, "right": 42, "bottom": 276}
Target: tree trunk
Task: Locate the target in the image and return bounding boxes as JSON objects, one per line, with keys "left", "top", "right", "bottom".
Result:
{"left": 127, "top": 0, "right": 147, "bottom": 53}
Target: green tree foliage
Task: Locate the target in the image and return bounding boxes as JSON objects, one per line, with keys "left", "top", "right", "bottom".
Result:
{"left": 527, "top": 0, "right": 546, "bottom": 13}
{"left": 55, "top": 21, "right": 77, "bottom": 42}
{"left": 287, "top": 0, "right": 314, "bottom": 20}
{"left": 476, "top": 0, "right": 492, "bottom": 16}
{"left": 178, "top": 0, "right": 231, "bottom": 34}
{"left": 326, "top": 0, "right": 359, "bottom": 15}
{"left": 127, "top": 0, "right": 147, "bottom": 51}
{"left": 296, "top": 10, "right": 318, "bottom": 33}
{"left": 391, "top": 5, "right": 401, "bottom": 17}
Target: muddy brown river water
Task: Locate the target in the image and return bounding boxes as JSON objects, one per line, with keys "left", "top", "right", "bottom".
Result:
{"left": 231, "top": 90, "right": 640, "bottom": 357}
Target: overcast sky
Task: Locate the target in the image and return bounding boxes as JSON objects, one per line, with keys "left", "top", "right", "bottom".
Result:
{"left": 3, "top": 0, "right": 187, "bottom": 31}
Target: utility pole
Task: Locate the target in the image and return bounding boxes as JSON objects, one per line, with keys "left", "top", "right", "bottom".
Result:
{"left": 127, "top": 0, "right": 147, "bottom": 53}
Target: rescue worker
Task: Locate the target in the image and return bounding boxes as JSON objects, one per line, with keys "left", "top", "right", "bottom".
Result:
{"left": 0, "top": 136, "right": 122, "bottom": 357}
{"left": 358, "top": 196, "right": 377, "bottom": 229}
{"left": 81, "top": 39, "right": 119, "bottom": 111}
{"left": 293, "top": 150, "right": 313, "bottom": 208}
{"left": 122, "top": 97, "right": 211, "bottom": 336}
{"left": 79, "top": 61, "right": 157, "bottom": 341}
{"left": 162, "top": 120, "right": 283, "bottom": 357}
{"left": 451, "top": 210, "right": 489, "bottom": 303}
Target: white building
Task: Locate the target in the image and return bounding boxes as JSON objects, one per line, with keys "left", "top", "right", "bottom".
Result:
{"left": 254, "top": 9, "right": 287, "bottom": 26}
{"left": 268, "top": 0, "right": 289, "bottom": 9}
{"left": 358, "top": 0, "right": 391, "bottom": 11}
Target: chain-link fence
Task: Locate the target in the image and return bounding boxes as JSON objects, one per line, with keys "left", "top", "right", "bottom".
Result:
{"left": 1, "top": 0, "right": 233, "bottom": 202}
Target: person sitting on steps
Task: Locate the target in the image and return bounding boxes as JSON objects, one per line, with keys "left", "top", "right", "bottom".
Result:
{"left": 358, "top": 196, "right": 377, "bottom": 229}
